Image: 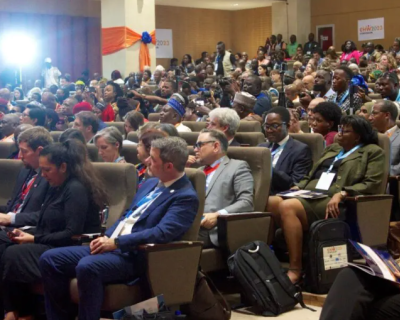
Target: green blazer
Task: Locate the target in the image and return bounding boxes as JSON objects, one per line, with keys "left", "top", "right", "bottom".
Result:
{"left": 296, "top": 143, "right": 385, "bottom": 197}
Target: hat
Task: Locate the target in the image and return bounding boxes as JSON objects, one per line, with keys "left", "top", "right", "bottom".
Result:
{"left": 44, "top": 57, "right": 52, "bottom": 63}
{"left": 167, "top": 98, "right": 185, "bottom": 117}
{"left": 75, "top": 80, "right": 86, "bottom": 86}
{"left": 233, "top": 92, "right": 257, "bottom": 109}
{"left": 369, "top": 70, "right": 383, "bottom": 80}
{"left": 73, "top": 102, "right": 93, "bottom": 115}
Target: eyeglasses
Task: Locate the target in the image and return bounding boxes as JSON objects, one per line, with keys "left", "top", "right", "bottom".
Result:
{"left": 194, "top": 140, "right": 216, "bottom": 149}
{"left": 370, "top": 111, "right": 384, "bottom": 116}
{"left": 264, "top": 122, "right": 286, "bottom": 131}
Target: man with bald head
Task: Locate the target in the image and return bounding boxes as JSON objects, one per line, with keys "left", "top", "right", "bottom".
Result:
{"left": 302, "top": 75, "right": 315, "bottom": 91}
{"left": 41, "top": 92, "right": 60, "bottom": 111}
{"left": 313, "top": 69, "right": 334, "bottom": 99}
{"left": 0, "top": 114, "right": 20, "bottom": 141}
{"left": 307, "top": 98, "right": 325, "bottom": 132}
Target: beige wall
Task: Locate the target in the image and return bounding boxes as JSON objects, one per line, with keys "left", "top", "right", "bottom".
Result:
{"left": 311, "top": 0, "right": 400, "bottom": 50}
{"left": 0, "top": 0, "right": 100, "bottom": 17}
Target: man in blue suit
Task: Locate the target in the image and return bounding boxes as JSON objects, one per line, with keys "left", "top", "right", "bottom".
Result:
{"left": 258, "top": 107, "right": 312, "bottom": 221}
{"left": 39, "top": 137, "right": 199, "bottom": 320}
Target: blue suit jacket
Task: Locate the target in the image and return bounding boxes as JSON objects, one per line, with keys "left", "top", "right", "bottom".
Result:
{"left": 259, "top": 136, "right": 312, "bottom": 195}
{"left": 105, "top": 174, "right": 199, "bottom": 252}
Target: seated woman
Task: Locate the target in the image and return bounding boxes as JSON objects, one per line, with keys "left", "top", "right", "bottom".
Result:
{"left": 312, "top": 102, "right": 342, "bottom": 146}
{"left": 123, "top": 110, "right": 145, "bottom": 146}
{"left": 136, "top": 130, "right": 167, "bottom": 188}
{"left": 94, "top": 127, "right": 126, "bottom": 163}
{"left": 1, "top": 139, "right": 106, "bottom": 319}
{"left": 272, "top": 116, "right": 385, "bottom": 284}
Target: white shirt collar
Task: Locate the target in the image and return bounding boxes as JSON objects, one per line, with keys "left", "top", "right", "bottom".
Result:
{"left": 385, "top": 125, "right": 398, "bottom": 136}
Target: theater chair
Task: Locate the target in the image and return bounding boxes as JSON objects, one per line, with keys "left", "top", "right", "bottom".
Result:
{"left": 87, "top": 144, "right": 100, "bottom": 162}
{"left": 121, "top": 144, "right": 140, "bottom": 165}
{"left": 106, "top": 122, "right": 125, "bottom": 135}
{"left": 0, "top": 160, "right": 23, "bottom": 209}
{"left": 193, "top": 147, "right": 273, "bottom": 273}
{"left": 368, "top": 93, "right": 382, "bottom": 100}
{"left": 0, "top": 141, "right": 17, "bottom": 159}
{"left": 70, "top": 168, "right": 206, "bottom": 312}
{"left": 49, "top": 131, "right": 62, "bottom": 142}
{"left": 299, "top": 121, "right": 310, "bottom": 133}
{"left": 367, "top": 83, "right": 376, "bottom": 91}
{"left": 182, "top": 121, "right": 207, "bottom": 132}
{"left": 233, "top": 132, "right": 265, "bottom": 146}
{"left": 290, "top": 133, "right": 324, "bottom": 165}
{"left": 237, "top": 121, "right": 262, "bottom": 132}
{"left": 148, "top": 113, "right": 160, "bottom": 122}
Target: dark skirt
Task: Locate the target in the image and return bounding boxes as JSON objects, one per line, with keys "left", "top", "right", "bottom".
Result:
{"left": 297, "top": 197, "right": 332, "bottom": 225}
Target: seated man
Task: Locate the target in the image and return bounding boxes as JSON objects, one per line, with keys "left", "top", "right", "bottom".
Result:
{"left": 39, "top": 137, "right": 199, "bottom": 320}
{"left": 207, "top": 108, "right": 241, "bottom": 146}
{"left": 7, "top": 124, "right": 33, "bottom": 160}
{"left": 73, "top": 111, "right": 99, "bottom": 144}
{"left": 20, "top": 105, "right": 46, "bottom": 127}
{"left": 0, "top": 114, "right": 20, "bottom": 142}
{"left": 232, "top": 92, "right": 263, "bottom": 124}
{"left": 369, "top": 100, "right": 400, "bottom": 175}
{"left": 243, "top": 75, "right": 272, "bottom": 116}
{"left": 0, "top": 126, "right": 52, "bottom": 277}
{"left": 259, "top": 107, "right": 312, "bottom": 216}
{"left": 195, "top": 129, "right": 254, "bottom": 248}
{"left": 159, "top": 97, "right": 192, "bottom": 132}
{"left": 377, "top": 71, "right": 400, "bottom": 105}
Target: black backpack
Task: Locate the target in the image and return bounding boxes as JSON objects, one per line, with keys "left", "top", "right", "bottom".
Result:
{"left": 228, "top": 241, "right": 315, "bottom": 317}
{"left": 305, "top": 219, "right": 351, "bottom": 294}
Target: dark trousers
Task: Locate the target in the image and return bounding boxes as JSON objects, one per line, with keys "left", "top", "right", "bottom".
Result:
{"left": 320, "top": 268, "right": 400, "bottom": 320}
{"left": 39, "top": 246, "right": 138, "bottom": 320}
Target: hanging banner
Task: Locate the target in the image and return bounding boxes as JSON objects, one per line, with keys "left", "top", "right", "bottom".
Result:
{"left": 155, "top": 29, "right": 173, "bottom": 59}
{"left": 358, "top": 18, "right": 384, "bottom": 41}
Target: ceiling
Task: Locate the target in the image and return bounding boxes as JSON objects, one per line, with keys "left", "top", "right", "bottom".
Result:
{"left": 154, "top": 0, "right": 276, "bottom": 10}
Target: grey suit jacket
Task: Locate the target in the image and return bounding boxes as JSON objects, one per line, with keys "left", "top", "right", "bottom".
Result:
{"left": 390, "top": 126, "right": 400, "bottom": 176}
{"left": 202, "top": 157, "right": 254, "bottom": 246}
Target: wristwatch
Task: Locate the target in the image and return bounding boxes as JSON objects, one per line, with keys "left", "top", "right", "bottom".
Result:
{"left": 114, "top": 238, "right": 120, "bottom": 249}
{"left": 340, "top": 191, "right": 348, "bottom": 199}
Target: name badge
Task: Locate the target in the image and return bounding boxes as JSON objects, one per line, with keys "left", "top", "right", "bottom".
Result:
{"left": 316, "top": 172, "right": 336, "bottom": 191}
{"left": 214, "top": 63, "right": 218, "bottom": 72}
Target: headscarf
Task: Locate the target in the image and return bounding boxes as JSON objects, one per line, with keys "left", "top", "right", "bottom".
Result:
{"left": 167, "top": 98, "right": 185, "bottom": 117}
{"left": 73, "top": 102, "right": 93, "bottom": 114}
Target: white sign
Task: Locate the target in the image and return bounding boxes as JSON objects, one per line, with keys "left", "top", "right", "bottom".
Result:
{"left": 155, "top": 29, "right": 173, "bottom": 59}
{"left": 323, "top": 245, "right": 348, "bottom": 271}
{"left": 358, "top": 18, "right": 384, "bottom": 41}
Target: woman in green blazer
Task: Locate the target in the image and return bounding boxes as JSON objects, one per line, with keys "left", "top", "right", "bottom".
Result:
{"left": 278, "top": 115, "right": 385, "bottom": 284}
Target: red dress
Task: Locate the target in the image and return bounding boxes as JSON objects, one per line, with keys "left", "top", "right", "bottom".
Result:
{"left": 101, "top": 104, "right": 115, "bottom": 122}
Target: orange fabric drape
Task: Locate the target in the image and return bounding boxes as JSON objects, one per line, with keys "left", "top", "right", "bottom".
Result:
{"left": 102, "top": 27, "right": 155, "bottom": 71}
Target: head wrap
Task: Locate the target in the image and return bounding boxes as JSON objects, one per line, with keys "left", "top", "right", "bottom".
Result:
{"left": 73, "top": 102, "right": 92, "bottom": 115}
{"left": 369, "top": 70, "right": 383, "bottom": 81}
{"left": 167, "top": 98, "right": 185, "bottom": 117}
{"left": 233, "top": 92, "right": 257, "bottom": 109}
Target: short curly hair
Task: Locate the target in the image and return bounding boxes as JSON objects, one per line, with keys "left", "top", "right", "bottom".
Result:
{"left": 312, "top": 102, "right": 342, "bottom": 132}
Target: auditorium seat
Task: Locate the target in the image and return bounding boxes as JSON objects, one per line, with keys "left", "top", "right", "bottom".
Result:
{"left": 196, "top": 147, "right": 273, "bottom": 273}
{"left": 367, "top": 83, "right": 376, "bottom": 91}
{"left": 105, "top": 122, "right": 125, "bottom": 135}
{"left": 299, "top": 121, "right": 310, "bottom": 133}
{"left": 0, "top": 160, "right": 23, "bottom": 209}
{"left": 0, "top": 141, "right": 17, "bottom": 159}
{"left": 182, "top": 121, "right": 207, "bottom": 132}
{"left": 127, "top": 132, "right": 139, "bottom": 143}
{"left": 87, "top": 144, "right": 100, "bottom": 162}
{"left": 368, "top": 93, "right": 382, "bottom": 100}
{"left": 148, "top": 113, "right": 160, "bottom": 122}
{"left": 121, "top": 144, "right": 140, "bottom": 165}
{"left": 234, "top": 132, "right": 265, "bottom": 146}
{"left": 290, "top": 133, "right": 324, "bottom": 165}
{"left": 70, "top": 168, "right": 205, "bottom": 310}
{"left": 238, "top": 121, "right": 262, "bottom": 132}
{"left": 49, "top": 131, "right": 62, "bottom": 142}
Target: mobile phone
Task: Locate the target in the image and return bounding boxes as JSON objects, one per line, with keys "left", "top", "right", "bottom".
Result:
{"left": 196, "top": 100, "right": 205, "bottom": 106}
{"left": 89, "top": 87, "right": 96, "bottom": 93}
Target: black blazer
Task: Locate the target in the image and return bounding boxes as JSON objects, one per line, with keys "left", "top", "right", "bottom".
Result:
{"left": 34, "top": 177, "right": 101, "bottom": 247}
{"left": 259, "top": 136, "right": 313, "bottom": 195}
{"left": 4, "top": 168, "right": 50, "bottom": 227}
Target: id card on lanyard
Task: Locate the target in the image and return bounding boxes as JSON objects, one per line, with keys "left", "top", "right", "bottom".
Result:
{"left": 336, "top": 90, "right": 349, "bottom": 107}
{"left": 316, "top": 145, "right": 362, "bottom": 190}
{"left": 271, "top": 142, "right": 287, "bottom": 168}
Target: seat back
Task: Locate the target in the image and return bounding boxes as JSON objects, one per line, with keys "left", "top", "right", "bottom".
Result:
{"left": 106, "top": 122, "right": 125, "bottom": 135}
{"left": 368, "top": 93, "right": 382, "bottom": 100}
{"left": 0, "top": 160, "right": 24, "bottom": 208}
{"left": 299, "top": 121, "right": 310, "bottom": 133}
{"left": 121, "top": 145, "right": 140, "bottom": 165}
{"left": 290, "top": 133, "right": 324, "bottom": 165}
{"left": 87, "top": 144, "right": 100, "bottom": 162}
{"left": 92, "top": 163, "right": 137, "bottom": 228}
{"left": 0, "top": 142, "right": 17, "bottom": 159}
{"left": 367, "top": 83, "right": 376, "bottom": 91}
{"left": 238, "top": 121, "right": 262, "bottom": 132}
{"left": 127, "top": 132, "right": 139, "bottom": 143}
{"left": 179, "top": 132, "right": 200, "bottom": 146}
{"left": 182, "top": 122, "right": 207, "bottom": 132}
{"left": 234, "top": 132, "right": 265, "bottom": 146}
{"left": 148, "top": 113, "right": 160, "bottom": 122}
{"left": 50, "top": 131, "right": 62, "bottom": 142}
{"left": 181, "top": 168, "right": 206, "bottom": 241}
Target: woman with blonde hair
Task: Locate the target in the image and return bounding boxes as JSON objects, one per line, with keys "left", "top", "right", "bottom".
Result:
{"left": 379, "top": 53, "right": 397, "bottom": 71}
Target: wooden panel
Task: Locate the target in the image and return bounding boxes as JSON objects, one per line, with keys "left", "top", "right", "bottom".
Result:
{"left": 311, "top": 0, "right": 400, "bottom": 49}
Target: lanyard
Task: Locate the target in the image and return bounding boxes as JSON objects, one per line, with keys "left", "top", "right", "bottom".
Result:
{"left": 271, "top": 142, "right": 287, "bottom": 158}
{"left": 204, "top": 163, "right": 220, "bottom": 176}
{"left": 327, "top": 145, "right": 362, "bottom": 173}
{"left": 114, "top": 156, "right": 124, "bottom": 163}
{"left": 336, "top": 90, "right": 349, "bottom": 107}
{"left": 127, "top": 186, "right": 164, "bottom": 219}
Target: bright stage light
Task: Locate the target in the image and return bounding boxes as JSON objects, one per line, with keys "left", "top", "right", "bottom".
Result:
{"left": 1, "top": 33, "right": 37, "bottom": 66}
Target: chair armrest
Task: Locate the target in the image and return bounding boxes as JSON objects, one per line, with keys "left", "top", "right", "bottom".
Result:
{"left": 139, "top": 241, "right": 203, "bottom": 306}
{"left": 345, "top": 195, "right": 393, "bottom": 203}
{"left": 218, "top": 212, "right": 273, "bottom": 255}
{"left": 389, "top": 176, "right": 400, "bottom": 182}
{"left": 71, "top": 233, "right": 101, "bottom": 245}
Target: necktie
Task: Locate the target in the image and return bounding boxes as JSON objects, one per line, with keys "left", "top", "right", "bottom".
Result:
{"left": 13, "top": 172, "right": 38, "bottom": 213}
{"left": 270, "top": 143, "right": 280, "bottom": 152}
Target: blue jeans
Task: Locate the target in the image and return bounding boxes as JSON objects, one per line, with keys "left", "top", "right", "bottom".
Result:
{"left": 39, "top": 246, "right": 138, "bottom": 320}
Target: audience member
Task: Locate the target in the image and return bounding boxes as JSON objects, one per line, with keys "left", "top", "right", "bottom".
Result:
{"left": 0, "top": 114, "right": 20, "bottom": 142}
{"left": 377, "top": 72, "right": 400, "bottom": 104}
{"left": 12, "top": 88, "right": 24, "bottom": 105}
{"left": 340, "top": 40, "right": 361, "bottom": 64}
{"left": 312, "top": 102, "right": 342, "bottom": 146}
{"left": 287, "top": 35, "right": 299, "bottom": 58}
{"left": 215, "top": 41, "right": 235, "bottom": 77}
{"left": 207, "top": 108, "right": 241, "bottom": 146}
{"left": 40, "top": 137, "right": 199, "bottom": 319}
{"left": 102, "top": 83, "right": 123, "bottom": 121}
{"left": 20, "top": 105, "right": 46, "bottom": 127}
{"left": 45, "top": 109, "right": 60, "bottom": 132}
{"left": 232, "top": 92, "right": 262, "bottom": 124}
{"left": 307, "top": 98, "right": 325, "bottom": 132}
{"left": 159, "top": 98, "right": 191, "bottom": 132}
{"left": 59, "top": 128, "right": 86, "bottom": 144}
{"left": 313, "top": 70, "right": 334, "bottom": 99}
{"left": 288, "top": 109, "right": 304, "bottom": 133}
{"left": 302, "top": 75, "right": 315, "bottom": 91}
{"left": 42, "top": 57, "right": 61, "bottom": 88}
{"left": 358, "top": 102, "right": 373, "bottom": 120}
{"left": 303, "top": 33, "right": 319, "bottom": 56}
{"left": 123, "top": 110, "right": 145, "bottom": 145}
{"left": 328, "top": 66, "right": 363, "bottom": 113}
{"left": 196, "top": 129, "right": 254, "bottom": 247}
{"left": 94, "top": 127, "right": 126, "bottom": 163}
{"left": 243, "top": 75, "right": 272, "bottom": 116}
{"left": 73, "top": 111, "right": 99, "bottom": 143}
{"left": 7, "top": 124, "right": 33, "bottom": 159}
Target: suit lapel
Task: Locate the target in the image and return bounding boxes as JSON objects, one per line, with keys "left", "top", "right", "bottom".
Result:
{"left": 20, "top": 170, "right": 43, "bottom": 211}
{"left": 206, "top": 157, "right": 229, "bottom": 197}
{"left": 275, "top": 137, "right": 293, "bottom": 170}
{"left": 338, "top": 147, "right": 363, "bottom": 166}
{"left": 390, "top": 127, "right": 400, "bottom": 144}
{"left": 130, "top": 179, "right": 158, "bottom": 210}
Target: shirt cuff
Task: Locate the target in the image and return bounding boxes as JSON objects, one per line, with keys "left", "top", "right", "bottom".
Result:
{"left": 7, "top": 212, "right": 16, "bottom": 225}
{"left": 218, "top": 209, "right": 228, "bottom": 215}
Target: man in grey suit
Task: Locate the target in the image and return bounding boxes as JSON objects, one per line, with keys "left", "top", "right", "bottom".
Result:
{"left": 369, "top": 100, "right": 400, "bottom": 175}
{"left": 195, "top": 129, "right": 254, "bottom": 248}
